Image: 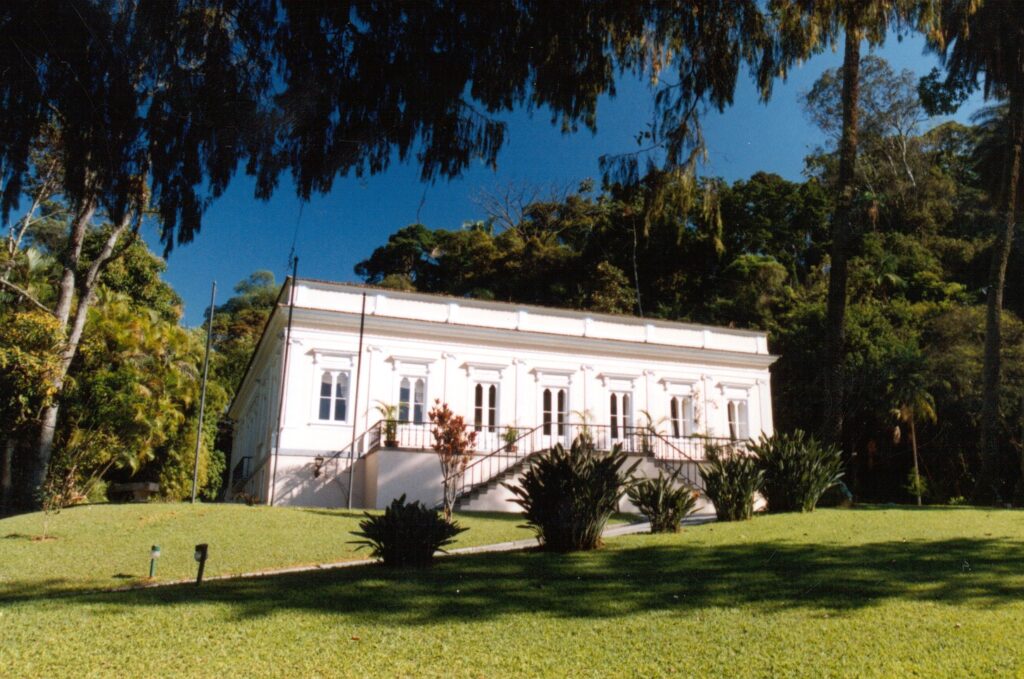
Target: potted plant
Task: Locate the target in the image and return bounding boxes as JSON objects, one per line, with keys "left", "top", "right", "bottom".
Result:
{"left": 503, "top": 425, "right": 520, "bottom": 453}
{"left": 376, "top": 401, "right": 399, "bottom": 447}
{"left": 637, "top": 410, "right": 664, "bottom": 456}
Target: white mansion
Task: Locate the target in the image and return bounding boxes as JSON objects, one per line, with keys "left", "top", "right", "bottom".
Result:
{"left": 228, "top": 278, "right": 777, "bottom": 513}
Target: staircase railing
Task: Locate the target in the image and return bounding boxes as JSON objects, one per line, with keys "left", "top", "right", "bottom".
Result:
{"left": 452, "top": 423, "right": 549, "bottom": 502}
{"left": 451, "top": 422, "right": 745, "bottom": 503}
{"left": 322, "top": 419, "right": 385, "bottom": 464}
{"left": 229, "top": 453, "right": 271, "bottom": 500}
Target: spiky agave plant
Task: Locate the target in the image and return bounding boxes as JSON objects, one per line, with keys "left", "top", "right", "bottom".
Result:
{"left": 627, "top": 468, "right": 700, "bottom": 533}
{"left": 700, "top": 443, "right": 763, "bottom": 521}
{"left": 506, "top": 437, "right": 638, "bottom": 551}
{"left": 749, "top": 430, "right": 844, "bottom": 513}
{"left": 350, "top": 495, "right": 466, "bottom": 567}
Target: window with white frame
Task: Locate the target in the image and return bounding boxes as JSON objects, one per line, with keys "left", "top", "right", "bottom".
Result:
{"left": 399, "top": 376, "right": 426, "bottom": 424}
{"left": 318, "top": 370, "right": 350, "bottom": 422}
{"left": 609, "top": 392, "right": 632, "bottom": 439}
{"left": 474, "top": 383, "right": 498, "bottom": 432}
{"left": 542, "top": 387, "right": 567, "bottom": 436}
{"left": 727, "top": 399, "right": 750, "bottom": 440}
{"left": 669, "top": 395, "right": 694, "bottom": 437}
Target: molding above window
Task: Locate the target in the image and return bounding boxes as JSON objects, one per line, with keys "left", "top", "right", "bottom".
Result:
{"left": 388, "top": 355, "right": 437, "bottom": 374}
{"left": 717, "top": 380, "right": 755, "bottom": 396}
{"left": 531, "top": 367, "right": 576, "bottom": 383}
{"left": 310, "top": 349, "right": 355, "bottom": 367}
{"left": 461, "top": 361, "right": 508, "bottom": 378}
{"left": 660, "top": 376, "right": 699, "bottom": 393}
{"left": 598, "top": 372, "right": 639, "bottom": 388}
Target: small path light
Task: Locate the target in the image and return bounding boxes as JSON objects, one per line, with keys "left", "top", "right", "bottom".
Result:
{"left": 194, "top": 543, "right": 209, "bottom": 585}
{"left": 149, "top": 545, "right": 161, "bottom": 578}
{"left": 313, "top": 455, "right": 325, "bottom": 478}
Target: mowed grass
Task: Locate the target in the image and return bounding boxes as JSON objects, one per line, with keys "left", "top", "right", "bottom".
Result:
{"left": 4, "top": 507, "right": 1024, "bottom": 677}
{"left": 0, "top": 503, "right": 537, "bottom": 596}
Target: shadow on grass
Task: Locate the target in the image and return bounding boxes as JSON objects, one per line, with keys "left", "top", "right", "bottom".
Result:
{"left": 5, "top": 533, "right": 1023, "bottom": 623}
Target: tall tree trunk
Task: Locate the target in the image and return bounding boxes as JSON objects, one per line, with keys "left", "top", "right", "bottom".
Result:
{"left": 822, "top": 28, "right": 861, "bottom": 446}
{"left": 31, "top": 208, "right": 131, "bottom": 498}
{"left": 975, "top": 90, "right": 1024, "bottom": 505}
{"left": 1, "top": 438, "right": 14, "bottom": 514}
{"left": 910, "top": 417, "right": 922, "bottom": 507}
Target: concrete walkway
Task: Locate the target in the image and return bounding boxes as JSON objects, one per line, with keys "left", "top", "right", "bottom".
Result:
{"left": 106, "top": 516, "right": 713, "bottom": 594}
{"left": 100, "top": 514, "right": 723, "bottom": 597}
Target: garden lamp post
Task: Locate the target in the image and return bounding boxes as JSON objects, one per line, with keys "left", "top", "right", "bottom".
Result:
{"left": 149, "top": 545, "right": 161, "bottom": 578}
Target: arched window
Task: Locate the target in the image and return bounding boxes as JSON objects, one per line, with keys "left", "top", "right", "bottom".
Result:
{"left": 399, "top": 378, "right": 411, "bottom": 422}
{"left": 728, "top": 400, "right": 749, "bottom": 440}
{"left": 488, "top": 384, "right": 498, "bottom": 432}
{"left": 670, "top": 397, "right": 680, "bottom": 438}
{"left": 609, "top": 392, "right": 632, "bottom": 439}
{"left": 610, "top": 393, "right": 619, "bottom": 438}
{"left": 556, "top": 388, "right": 566, "bottom": 435}
{"left": 543, "top": 388, "right": 552, "bottom": 435}
{"left": 413, "top": 378, "right": 426, "bottom": 423}
{"left": 318, "top": 371, "right": 350, "bottom": 422}
{"left": 474, "top": 384, "right": 484, "bottom": 431}
{"left": 399, "top": 377, "right": 427, "bottom": 424}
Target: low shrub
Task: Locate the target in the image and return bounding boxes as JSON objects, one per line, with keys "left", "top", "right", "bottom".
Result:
{"left": 351, "top": 495, "right": 466, "bottom": 567}
{"left": 627, "top": 470, "right": 699, "bottom": 532}
{"left": 750, "top": 430, "right": 844, "bottom": 513}
{"left": 507, "top": 437, "right": 638, "bottom": 551}
{"left": 700, "top": 443, "right": 763, "bottom": 521}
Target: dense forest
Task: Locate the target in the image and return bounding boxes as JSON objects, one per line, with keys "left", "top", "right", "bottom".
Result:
{"left": 1, "top": 53, "right": 1021, "bottom": 511}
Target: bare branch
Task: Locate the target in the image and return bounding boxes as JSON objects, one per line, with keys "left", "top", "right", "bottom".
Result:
{"left": 0, "top": 277, "right": 53, "bottom": 315}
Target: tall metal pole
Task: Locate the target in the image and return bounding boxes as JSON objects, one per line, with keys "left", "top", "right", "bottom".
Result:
{"left": 269, "top": 258, "right": 298, "bottom": 506}
{"left": 346, "top": 293, "right": 368, "bottom": 509}
{"left": 191, "top": 281, "right": 217, "bottom": 503}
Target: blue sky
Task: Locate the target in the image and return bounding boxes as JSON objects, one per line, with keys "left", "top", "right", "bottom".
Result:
{"left": 152, "top": 34, "right": 986, "bottom": 326}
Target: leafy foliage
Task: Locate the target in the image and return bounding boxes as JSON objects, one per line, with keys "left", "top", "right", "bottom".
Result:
{"left": 350, "top": 495, "right": 466, "bottom": 567}
{"left": 627, "top": 470, "right": 700, "bottom": 533}
{"left": 750, "top": 431, "right": 844, "bottom": 513}
{"left": 428, "top": 401, "right": 477, "bottom": 522}
{"left": 507, "top": 438, "right": 637, "bottom": 552}
{"left": 699, "top": 444, "right": 763, "bottom": 522}
{"left": 0, "top": 311, "right": 62, "bottom": 437}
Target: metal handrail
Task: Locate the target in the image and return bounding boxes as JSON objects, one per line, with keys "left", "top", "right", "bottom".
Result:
{"left": 230, "top": 456, "right": 252, "bottom": 486}
{"left": 324, "top": 419, "right": 385, "bottom": 463}
{"left": 452, "top": 423, "right": 549, "bottom": 501}
{"left": 229, "top": 453, "right": 271, "bottom": 500}
{"left": 452, "top": 422, "right": 743, "bottom": 501}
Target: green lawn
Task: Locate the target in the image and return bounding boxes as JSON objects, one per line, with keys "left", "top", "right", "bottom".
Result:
{"left": 4, "top": 507, "right": 1024, "bottom": 677}
{"left": 0, "top": 503, "right": 537, "bottom": 596}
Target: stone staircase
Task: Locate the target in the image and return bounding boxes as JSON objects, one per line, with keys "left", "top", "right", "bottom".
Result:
{"left": 455, "top": 451, "right": 717, "bottom": 519}
{"left": 453, "top": 453, "right": 537, "bottom": 512}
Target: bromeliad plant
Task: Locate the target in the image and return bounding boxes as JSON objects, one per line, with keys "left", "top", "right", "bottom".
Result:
{"left": 749, "top": 430, "right": 844, "bottom": 513}
{"left": 627, "top": 468, "right": 700, "bottom": 533}
{"left": 507, "top": 436, "right": 638, "bottom": 552}
{"left": 700, "top": 443, "right": 763, "bottom": 521}
{"left": 350, "top": 494, "right": 466, "bottom": 567}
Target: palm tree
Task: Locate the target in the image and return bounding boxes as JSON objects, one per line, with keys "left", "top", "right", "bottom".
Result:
{"left": 925, "top": 1, "right": 1024, "bottom": 503}
{"left": 892, "top": 388, "right": 937, "bottom": 507}
{"left": 771, "top": 1, "right": 930, "bottom": 447}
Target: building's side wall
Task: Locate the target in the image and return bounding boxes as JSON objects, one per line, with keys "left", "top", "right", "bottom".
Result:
{"left": 229, "top": 325, "right": 283, "bottom": 504}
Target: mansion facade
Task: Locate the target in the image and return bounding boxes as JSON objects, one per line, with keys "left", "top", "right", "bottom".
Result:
{"left": 227, "top": 279, "right": 777, "bottom": 513}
